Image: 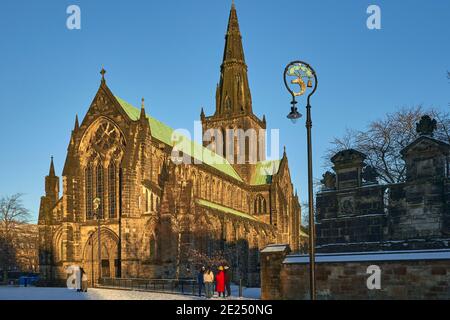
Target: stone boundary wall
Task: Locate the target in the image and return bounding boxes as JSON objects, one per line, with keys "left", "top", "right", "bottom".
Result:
{"left": 261, "top": 246, "right": 450, "bottom": 300}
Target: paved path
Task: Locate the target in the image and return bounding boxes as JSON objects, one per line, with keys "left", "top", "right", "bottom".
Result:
{"left": 0, "top": 286, "right": 260, "bottom": 300}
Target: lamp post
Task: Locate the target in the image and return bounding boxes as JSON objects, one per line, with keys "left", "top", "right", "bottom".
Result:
{"left": 89, "top": 237, "right": 94, "bottom": 287}
{"left": 283, "top": 60, "right": 318, "bottom": 300}
{"left": 93, "top": 197, "right": 102, "bottom": 286}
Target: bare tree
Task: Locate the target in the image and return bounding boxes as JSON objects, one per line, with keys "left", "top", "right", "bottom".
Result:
{"left": 0, "top": 194, "right": 31, "bottom": 235}
{"left": 301, "top": 202, "right": 309, "bottom": 229}
{"left": 324, "top": 106, "right": 450, "bottom": 184}
{"left": 448, "top": 71, "right": 450, "bottom": 106}
{"left": 0, "top": 194, "right": 31, "bottom": 282}
{"left": 185, "top": 248, "right": 230, "bottom": 270}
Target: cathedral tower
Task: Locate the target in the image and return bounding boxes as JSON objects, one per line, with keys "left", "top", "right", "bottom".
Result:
{"left": 201, "top": 3, "right": 266, "bottom": 182}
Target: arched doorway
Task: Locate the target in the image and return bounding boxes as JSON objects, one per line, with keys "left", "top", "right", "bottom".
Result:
{"left": 83, "top": 228, "right": 119, "bottom": 286}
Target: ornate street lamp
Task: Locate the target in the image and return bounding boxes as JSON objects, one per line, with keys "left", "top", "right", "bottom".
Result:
{"left": 93, "top": 197, "right": 102, "bottom": 286}
{"left": 283, "top": 60, "right": 318, "bottom": 300}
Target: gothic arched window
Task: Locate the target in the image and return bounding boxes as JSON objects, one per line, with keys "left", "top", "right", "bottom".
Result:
{"left": 258, "top": 197, "right": 262, "bottom": 213}
{"left": 151, "top": 193, "right": 154, "bottom": 212}
{"left": 96, "top": 165, "right": 104, "bottom": 219}
{"left": 145, "top": 189, "right": 149, "bottom": 212}
{"left": 254, "top": 195, "right": 267, "bottom": 215}
{"left": 85, "top": 166, "right": 93, "bottom": 220}
{"left": 225, "top": 95, "right": 231, "bottom": 112}
{"left": 222, "top": 128, "right": 227, "bottom": 158}
{"left": 197, "top": 176, "right": 201, "bottom": 198}
{"left": 149, "top": 236, "right": 156, "bottom": 260}
{"left": 108, "top": 163, "right": 116, "bottom": 218}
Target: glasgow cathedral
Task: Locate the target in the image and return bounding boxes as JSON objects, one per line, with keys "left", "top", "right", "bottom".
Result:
{"left": 38, "top": 4, "right": 301, "bottom": 286}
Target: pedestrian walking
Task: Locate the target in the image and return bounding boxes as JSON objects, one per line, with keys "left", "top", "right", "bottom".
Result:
{"left": 203, "top": 267, "right": 214, "bottom": 299}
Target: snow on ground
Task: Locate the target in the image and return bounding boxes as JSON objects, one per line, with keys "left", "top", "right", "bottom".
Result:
{"left": 0, "top": 286, "right": 260, "bottom": 300}
{"left": 87, "top": 288, "right": 204, "bottom": 300}
{"left": 230, "top": 285, "right": 261, "bottom": 299}
{"left": 0, "top": 287, "right": 87, "bottom": 300}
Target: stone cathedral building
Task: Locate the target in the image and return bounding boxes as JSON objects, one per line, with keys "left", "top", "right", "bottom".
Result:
{"left": 38, "top": 4, "right": 301, "bottom": 286}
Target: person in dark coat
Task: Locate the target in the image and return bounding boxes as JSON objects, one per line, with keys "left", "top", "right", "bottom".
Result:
{"left": 197, "top": 266, "right": 205, "bottom": 297}
{"left": 224, "top": 266, "right": 231, "bottom": 297}
{"left": 80, "top": 267, "right": 88, "bottom": 292}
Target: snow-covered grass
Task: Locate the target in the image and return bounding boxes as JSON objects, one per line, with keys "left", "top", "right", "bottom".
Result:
{"left": 0, "top": 286, "right": 261, "bottom": 300}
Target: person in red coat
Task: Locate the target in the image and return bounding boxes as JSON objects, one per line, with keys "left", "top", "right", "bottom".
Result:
{"left": 215, "top": 266, "right": 226, "bottom": 298}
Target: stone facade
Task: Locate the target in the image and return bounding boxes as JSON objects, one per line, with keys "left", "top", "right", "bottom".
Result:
{"left": 261, "top": 246, "right": 450, "bottom": 300}
{"left": 260, "top": 116, "right": 450, "bottom": 300}
{"left": 316, "top": 118, "right": 450, "bottom": 252}
{"left": 38, "top": 4, "right": 300, "bottom": 287}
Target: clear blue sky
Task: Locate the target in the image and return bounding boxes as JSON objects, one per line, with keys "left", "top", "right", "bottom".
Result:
{"left": 0, "top": 0, "right": 449, "bottom": 222}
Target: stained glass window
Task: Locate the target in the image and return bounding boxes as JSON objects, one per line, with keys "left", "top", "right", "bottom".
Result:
{"left": 85, "top": 166, "right": 93, "bottom": 220}
{"left": 96, "top": 165, "right": 104, "bottom": 219}
{"left": 109, "top": 163, "right": 116, "bottom": 218}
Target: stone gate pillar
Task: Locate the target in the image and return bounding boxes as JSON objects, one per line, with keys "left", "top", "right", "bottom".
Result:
{"left": 260, "top": 244, "right": 290, "bottom": 300}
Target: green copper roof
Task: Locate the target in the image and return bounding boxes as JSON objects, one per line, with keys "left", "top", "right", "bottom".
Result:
{"left": 115, "top": 96, "right": 243, "bottom": 182}
{"left": 251, "top": 159, "right": 281, "bottom": 185}
{"left": 196, "top": 199, "right": 257, "bottom": 222}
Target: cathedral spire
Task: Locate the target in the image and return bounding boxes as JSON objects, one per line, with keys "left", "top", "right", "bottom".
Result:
{"left": 214, "top": 2, "right": 252, "bottom": 116}
{"left": 200, "top": 107, "right": 205, "bottom": 120}
{"left": 223, "top": 2, "right": 245, "bottom": 63}
{"left": 202, "top": 3, "right": 266, "bottom": 175}
{"left": 49, "top": 156, "right": 55, "bottom": 177}
{"left": 45, "top": 156, "right": 59, "bottom": 206}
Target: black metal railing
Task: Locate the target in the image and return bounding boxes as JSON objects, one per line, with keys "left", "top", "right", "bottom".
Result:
{"left": 98, "top": 278, "right": 199, "bottom": 296}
